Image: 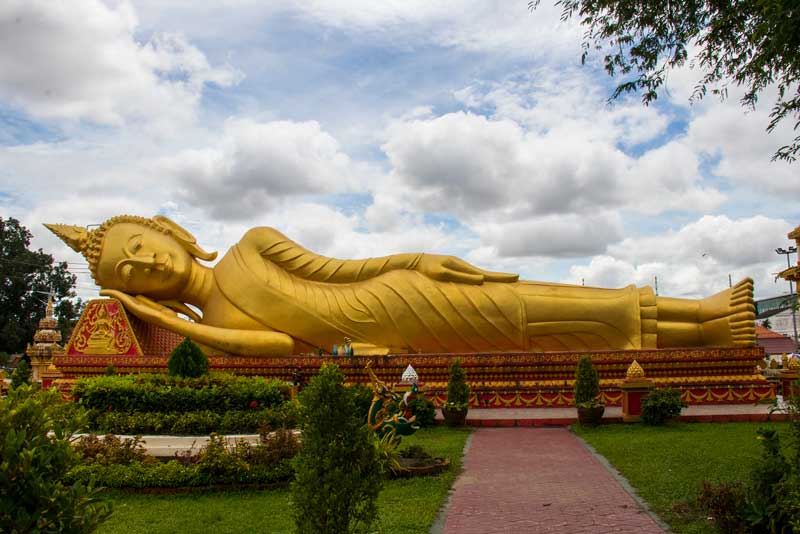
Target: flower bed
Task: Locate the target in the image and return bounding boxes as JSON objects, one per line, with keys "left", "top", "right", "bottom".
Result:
{"left": 67, "top": 431, "right": 300, "bottom": 490}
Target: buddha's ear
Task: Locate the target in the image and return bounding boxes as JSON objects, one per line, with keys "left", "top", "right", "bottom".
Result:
{"left": 153, "top": 215, "right": 218, "bottom": 262}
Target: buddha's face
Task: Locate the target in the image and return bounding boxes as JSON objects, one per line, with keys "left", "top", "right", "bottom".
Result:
{"left": 95, "top": 223, "right": 193, "bottom": 298}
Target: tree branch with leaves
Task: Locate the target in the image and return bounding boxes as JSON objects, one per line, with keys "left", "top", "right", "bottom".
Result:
{"left": 530, "top": 0, "right": 800, "bottom": 161}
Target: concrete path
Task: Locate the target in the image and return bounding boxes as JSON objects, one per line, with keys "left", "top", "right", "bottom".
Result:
{"left": 440, "top": 428, "right": 665, "bottom": 534}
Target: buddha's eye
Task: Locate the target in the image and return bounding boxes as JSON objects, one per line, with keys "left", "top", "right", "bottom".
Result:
{"left": 126, "top": 235, "right": 143, "bottom": 256}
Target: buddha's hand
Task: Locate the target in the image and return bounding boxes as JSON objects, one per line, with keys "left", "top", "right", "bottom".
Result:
{"left": 415, "top": 254, "right": 518, "bottom": 284}
{"left": 100, "top": 290, "right": 181, "bottom": 328}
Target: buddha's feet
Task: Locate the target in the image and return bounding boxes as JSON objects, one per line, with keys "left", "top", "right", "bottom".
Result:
{"left": 698, "top": 278, "right": 756, "bottom": 346}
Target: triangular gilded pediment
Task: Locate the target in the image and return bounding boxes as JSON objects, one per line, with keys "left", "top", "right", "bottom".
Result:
{"left": 66, "top": 298, "right": 143, "bottom": 356}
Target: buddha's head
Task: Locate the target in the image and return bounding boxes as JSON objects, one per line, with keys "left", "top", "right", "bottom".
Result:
{"left": 45, "top": 215, "right": 217, "bottom": 298}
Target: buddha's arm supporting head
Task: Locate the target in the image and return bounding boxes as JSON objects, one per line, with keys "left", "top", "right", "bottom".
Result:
{"left": 45, "top": 215, "right": 217, "bottom": 300}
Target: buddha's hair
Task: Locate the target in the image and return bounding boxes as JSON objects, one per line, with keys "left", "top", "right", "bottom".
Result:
{"left": 47, "top": 215, "right": 217, "bottom": 283}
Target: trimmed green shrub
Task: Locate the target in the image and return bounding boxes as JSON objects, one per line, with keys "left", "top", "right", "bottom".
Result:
{"left": 10, "top": 358, "right": 31, "bottom": 388}
{"left": 1, "top": 385, "right": 111, "bottom": 532}
{"left": 574, "top": 355, "right": 600, "bottom": 406}
{"left": 167, "top": 337, "right": 209, "bottom": 378}
{"left": 104, "top": 364, "right": 116, "bottom": 376}
{"left": 292, "top": 363, "right": 383, "bottom": 534}
{"left": 73, "top": 373, "right": 290, "bottom": 414}
{"left": 86, "top": 402, "right": 299, "bottom": 435}
{"left": 641, "top": 388, "right": 686, "bottom": 425}
{"left": 446, "top": 359, "right": 470, "bottom": 409}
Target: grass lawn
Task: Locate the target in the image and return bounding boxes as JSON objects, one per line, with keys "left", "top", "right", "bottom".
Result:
{"left": 97, "top": 425, "right": 472, "bottom": 534}
{"left": 574, "top": 421, "right": 792, "bottom": 534}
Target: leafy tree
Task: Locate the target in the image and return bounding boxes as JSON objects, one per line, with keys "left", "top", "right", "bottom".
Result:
{"left": 530, "top": 0, "right": 800, "bottom": 161}
{"left": 11, "top": 358, "right": 32, "bottom": 388}
{"left": 0, "top": 217, "right": 82, "bottom": 353}
{"left": 0, "top": 385, "right": 112, "bottom": 532}
{"left": 292, "top": 363, "right": 382, "bottom": 534}
{"left": 167, "top": 337, "right": 209, "bottom": 378}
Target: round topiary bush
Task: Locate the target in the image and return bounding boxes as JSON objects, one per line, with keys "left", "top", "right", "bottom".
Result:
{"left": 167, "top": 337, "right": 209, "bottom": 378}
{"left": 641, "top": 388, "right": 686, "bottom": 425}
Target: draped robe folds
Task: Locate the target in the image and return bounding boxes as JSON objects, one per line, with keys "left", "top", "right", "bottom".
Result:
{"left": 213, "top": 232, "right": 654, "bottom": 353}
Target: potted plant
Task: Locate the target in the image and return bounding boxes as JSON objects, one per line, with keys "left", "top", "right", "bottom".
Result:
{"left": 574, "top": 355, "right": 604, "bottom": 426}
{"left": 442, "top": 359, "right": 470, "bottom": 426}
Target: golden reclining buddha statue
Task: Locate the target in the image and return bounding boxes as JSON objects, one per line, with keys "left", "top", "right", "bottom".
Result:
{"left": 46, "top": 215, "right": 756, "bottom": 357}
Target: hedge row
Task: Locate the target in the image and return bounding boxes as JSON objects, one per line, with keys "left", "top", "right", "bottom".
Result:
{"left": 66, "top": 459, "right": 295, "bottom": 489}
{"left": 73, "top": 374, "right": 290, "bottom": 414}
{"left": 86, "top": 404, "right": 299, "bottom": 435}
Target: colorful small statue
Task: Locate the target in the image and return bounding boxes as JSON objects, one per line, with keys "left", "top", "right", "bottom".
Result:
{"left": 365, "top": 361, "right": 420, "bottom": 439}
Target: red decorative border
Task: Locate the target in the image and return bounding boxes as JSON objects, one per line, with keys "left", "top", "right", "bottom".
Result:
{"left": 53, "top": 346, "right": 772, "bottom": 407}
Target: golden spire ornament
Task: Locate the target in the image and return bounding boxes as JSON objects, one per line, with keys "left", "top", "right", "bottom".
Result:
{"left": 626, "top": 360, "right": 645, "bottom": 379}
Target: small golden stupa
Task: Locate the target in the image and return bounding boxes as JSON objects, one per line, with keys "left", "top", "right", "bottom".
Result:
{"left": 626, "top": 360, "right": 645, "bottom": 379}
{"left": 25, "top": 296, "right": 64, "bottom": 383}
{"left": 789, "top": 356, "right": 800, "bottom": 371}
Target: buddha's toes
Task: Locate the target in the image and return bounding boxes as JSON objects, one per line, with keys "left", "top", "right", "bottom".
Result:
{"left": 698, "top": 278, "right": 755, "bottom": 322}
{"left": 699, "top": 278, "right": 756, "bottom": 346}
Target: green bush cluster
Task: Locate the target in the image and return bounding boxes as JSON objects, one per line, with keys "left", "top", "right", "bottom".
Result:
{"left": 67, "top": 430, "right": 300, "bottom": 489}
{"left": 350, "top": 382, "right": 375, "bottom": 422}
{"left": 10, "top": 358, "right": 31, "bottom": 388}
{"left": 641, "top": 388, "right": 686, "bottom": 425}
{"left": 696, "top": 386, "right": 800, "bottom": 532}
{"left": 167, "top": 337, "right": 209, "bottom": 378}
{"left": 292, "top": 363, "right": 383, "bottom": 534}
{"left": 73, "top": 434, "right": 154, "bottom": 466}
{"left": 86, "top": 403, "right": 299, "bottom": 435}
{"left": 1, "top": 385, "right": 112, "bottom": 532}
{"left": 73, "top": 373, "right": 290, "bottom": 413}
{"left": 408, "top": 395, "right": 437, "bottom": 427}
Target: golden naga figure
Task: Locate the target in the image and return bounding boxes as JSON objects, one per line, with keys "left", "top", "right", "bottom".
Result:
{"left": 46, "top": 215, "right": 756, "bottom": 357}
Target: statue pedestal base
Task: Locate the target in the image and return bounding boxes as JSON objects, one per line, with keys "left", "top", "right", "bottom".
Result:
{"left": 54, "top": 347, "right": 774, "bottom": 408}
{"left": 620, "top": 378, "right": 654, "bottom": 423}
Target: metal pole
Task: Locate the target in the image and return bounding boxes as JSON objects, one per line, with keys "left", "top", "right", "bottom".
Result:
{"left": 788, "top": 253, "right": 799, "bottom": 351}
{"left": 777, "top": 247, "right": 799, "bottom": 350}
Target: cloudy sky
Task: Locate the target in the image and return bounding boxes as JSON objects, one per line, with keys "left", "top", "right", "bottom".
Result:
{"left": 2, "top": 0, "right": 798, "bottom": 302}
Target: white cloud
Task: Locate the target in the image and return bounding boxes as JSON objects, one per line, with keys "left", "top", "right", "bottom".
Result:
{"left": 0, "top": 0, "right": 241, "bottom": 128}
{"left": 164, "top": 118, "right": 369, "bottom": 220}
{"left": 569, "top": 215, "right": 796, "bottom": 298}
{"left": 382, "top": 109, "right": 723, "bottom": 224}
{"left": 292, "top": 1, "right": 581, "bottom": 57}
{"left": 475, "top": 212, "right": 624, "bottom": 258}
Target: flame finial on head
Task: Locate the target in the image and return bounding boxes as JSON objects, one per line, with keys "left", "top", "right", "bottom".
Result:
{"left": 43, "top": 224, "right": 89, "bottom": 254}
{"left": 44, "top": 215, "right": 217, "bottom": 282}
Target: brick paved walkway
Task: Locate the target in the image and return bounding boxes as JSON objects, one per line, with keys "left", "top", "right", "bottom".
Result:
{"left": 441, "top": 428, "right": 665, "bottom": 533}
